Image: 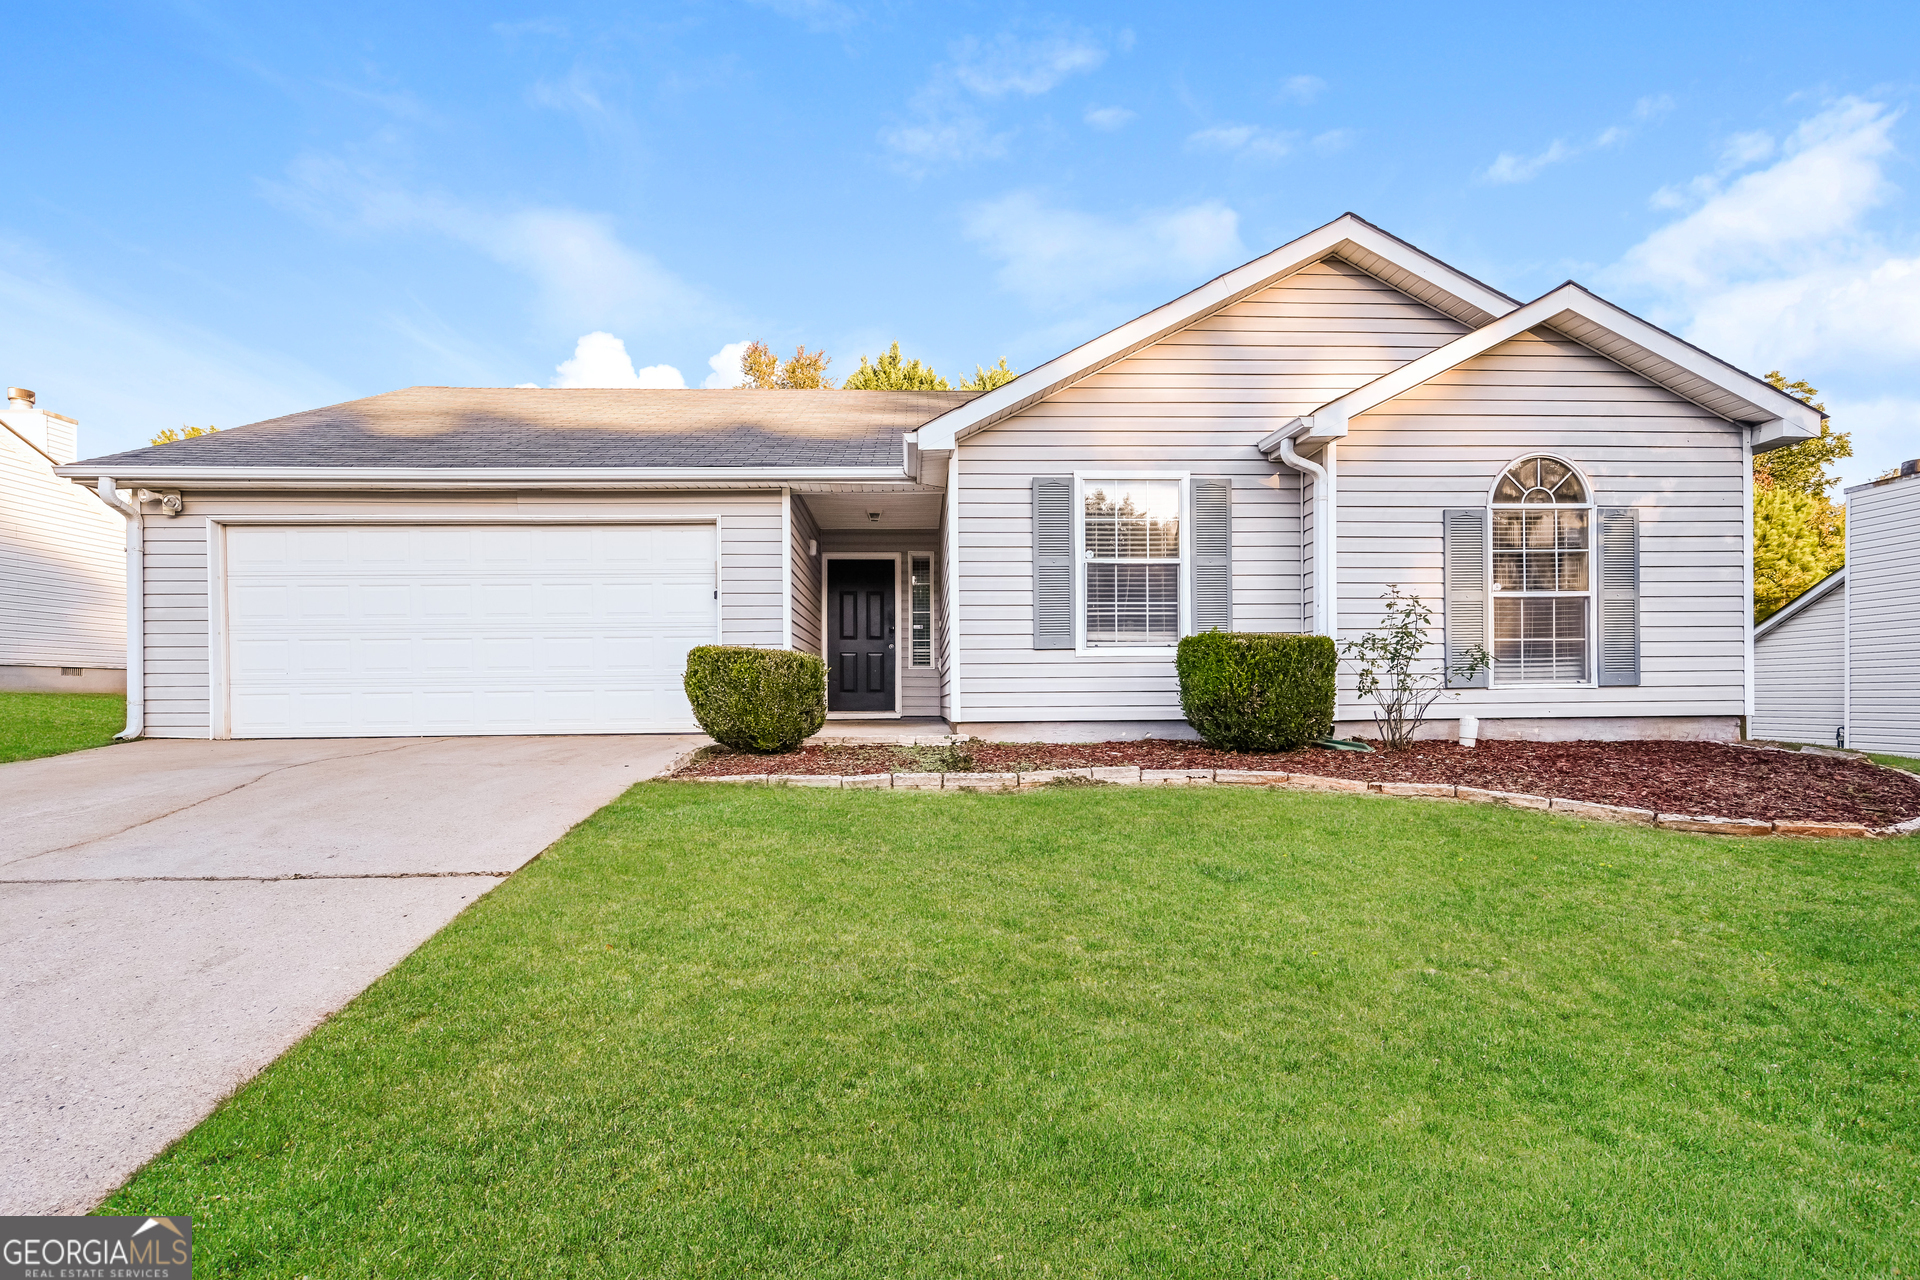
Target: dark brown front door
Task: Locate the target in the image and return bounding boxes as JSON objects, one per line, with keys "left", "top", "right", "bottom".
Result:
{"left": 827, "top": 559, "right": 895, "bottom": 713}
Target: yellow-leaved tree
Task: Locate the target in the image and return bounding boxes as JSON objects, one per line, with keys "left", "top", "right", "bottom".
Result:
{"left": 1752, "top": 372, "right": 1849, "bottom": 622}
{"left": 737, "top": 341, "right": 834, "bottom": 389}
{"left": 150, "top": 424, "right": 218, "bottom": 446}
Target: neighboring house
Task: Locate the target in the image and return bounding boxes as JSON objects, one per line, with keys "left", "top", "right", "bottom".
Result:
{"left": 58, "top": 214, "right": 1823, "bottom": 743}
{"left": 1756, "top": 460, "right": 1920, "bottom": 754}
{"left": 1, "top": 387, "right": 126, "bottom": 693}
{"left": 1751, "top": 568, "right": 1846, "bottom": 747}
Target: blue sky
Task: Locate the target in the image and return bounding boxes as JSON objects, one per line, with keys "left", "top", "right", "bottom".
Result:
{"left": 4, "top": 0, "right": 1916, "bottom": 487}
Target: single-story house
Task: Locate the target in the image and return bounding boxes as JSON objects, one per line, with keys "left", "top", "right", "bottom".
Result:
{"left": 2, "top": 386, "right": 127, "bottom": 693}
{"left": 59, "top": 213, "right": 1823, "bottom": 743}
{"left": 1753, "top": 459, "right": 1919, "bottom": 754}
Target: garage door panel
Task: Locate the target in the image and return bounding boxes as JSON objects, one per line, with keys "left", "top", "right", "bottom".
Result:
{"left": 226, "top": 523, "right": 718, "bottom": 737}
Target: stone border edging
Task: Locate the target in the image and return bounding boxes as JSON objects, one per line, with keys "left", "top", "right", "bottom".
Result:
{"left": 670, "top": 763, "right": 1920, "bottom": 839}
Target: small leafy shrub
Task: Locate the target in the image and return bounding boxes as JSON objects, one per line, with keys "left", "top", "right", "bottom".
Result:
{"left": 1176, "top": 632, "right": 1337, "bottom": 751}
{"left": 1342, "top": 586, "right": 1490, "bottom": 751}
{"left": 683, "top": 646, "right": 826, "bottom": 753}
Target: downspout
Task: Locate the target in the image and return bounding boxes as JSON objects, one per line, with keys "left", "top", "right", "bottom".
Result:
{"left": 1274, "top": 437, "right": 1336, "bottom": 637}
{"left": 92, "top": 477, "right": 144, "bottom": 740}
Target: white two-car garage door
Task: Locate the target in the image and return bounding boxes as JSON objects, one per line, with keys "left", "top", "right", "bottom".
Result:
{"left": 225, "top": 523, "right": 717, "bottom": 737}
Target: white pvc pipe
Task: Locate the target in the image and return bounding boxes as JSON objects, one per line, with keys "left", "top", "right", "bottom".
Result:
{"left": 1275, "top": 436, "right": 1337, "bottom": 637}
{"left": 92, "top": 477, "right": 144, "bottom": 740}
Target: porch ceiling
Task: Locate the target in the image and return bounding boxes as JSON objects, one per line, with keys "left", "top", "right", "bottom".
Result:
{"left": 801, "top": 490, "right": 943, "bottom": 530}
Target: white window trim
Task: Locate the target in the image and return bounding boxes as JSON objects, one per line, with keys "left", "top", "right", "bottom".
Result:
{"left": 907, "top": 554, "right": 934, "bottom": 669}
{"left": 1485, "top": 453, "right": 1596, "bottom": 689}
{"left": 1072, "top": 471, "right": 1191, "bottom": 657}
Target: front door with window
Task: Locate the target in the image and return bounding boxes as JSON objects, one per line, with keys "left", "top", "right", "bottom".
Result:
{"left": 827, "top": 559, "right": 895, "bottom": 713}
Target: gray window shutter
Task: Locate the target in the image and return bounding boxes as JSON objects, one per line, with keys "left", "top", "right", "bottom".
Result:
{"left": 1442, "top": 508, "right": 1490, "bottom": 688}
{"left": 1192, "top": 477, "right": 1232, "bottom": 633}
{"left": 1596, "top": 506, "right": 1641, "bottom": 686}
{"left": 1032, "top": 476, "right": 1074, "bottom": 649}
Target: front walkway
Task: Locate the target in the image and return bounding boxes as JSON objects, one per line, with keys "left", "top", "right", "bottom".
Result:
{"left": 0, "top": 733, "right": 699, "bottom": 1214}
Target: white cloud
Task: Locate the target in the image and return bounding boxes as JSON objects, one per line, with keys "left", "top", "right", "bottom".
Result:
{"left": 1279, "top": 75, "right": 1325, "bottom": 104}
{"left": 1634, "top": 93, "right": 1676, "bottom": 121}
{"left": 550, "top": 332, "right": 685, "bottom": 388}
{"left": 1484, "top": 139, "right": 1577, "bottom": 184}
{"left": 1481, "top": 105, "right": 1651, "bottom": 184}
{"left": 1604, "top": 98, "right": 1920, "bottom": 486}
{"left": 1188, "top": 123, "right": 1296, "bottom": 161}
{"left": 881, "top": 26, "right": 1108, "bottom": 170}
{"left": 1084, "top": 105, "right": 1135, "bottom": 131}
{"left": 1311, "top": 128, "right": 1355, "bottom": 155}
{"left": 266, "top": 153, "right": 710, "bottom": 336}
{"left": 703, "top": 341, "right": 750, "bottom": 388}
{"left": 962, "top": 192, "right": 1244, "bottom": 310}
{"left": 951, "top": 31, "right": 1106, "bottom": 97}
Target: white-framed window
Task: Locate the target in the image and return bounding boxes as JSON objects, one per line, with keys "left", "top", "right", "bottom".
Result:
{"left": 1489, "top": 454, "right": 1592, "bottom": 685}
{"left": 909, "top": 555, "right": 932, "bottom": 667}
{"left": 1078, "top": 476, "right": 1186, "bottom": 650}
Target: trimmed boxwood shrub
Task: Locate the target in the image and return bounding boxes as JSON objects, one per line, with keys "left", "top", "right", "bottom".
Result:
{"left": 1176, "top": 632, "right": 1337, "bottom": 752}
{"left": 683, "top": 646, "right": 826, "bottom": 753}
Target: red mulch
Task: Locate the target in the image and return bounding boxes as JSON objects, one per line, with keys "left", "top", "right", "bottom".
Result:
{"left": 678, "top": 738, "right": 1920, "bottom": 828}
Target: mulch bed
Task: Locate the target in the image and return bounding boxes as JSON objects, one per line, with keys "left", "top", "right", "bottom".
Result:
{"left": 678, "top": 738, "right": 1920, "bottom": 828}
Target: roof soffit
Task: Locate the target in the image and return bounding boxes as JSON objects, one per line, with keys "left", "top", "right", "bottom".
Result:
{"left": 915, "top": 213, "right": 1519, "bottom": 450}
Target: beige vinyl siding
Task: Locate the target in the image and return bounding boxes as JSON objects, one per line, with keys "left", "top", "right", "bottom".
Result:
{"left": 816, "top": 528, "right": 943, "bottom": 718}
{"left": 1341, "top": 327, "right": 1748, "bottom": 722}
{"left": 1846, "top": 474, "right": 1920, "bottom": 754}
{"left": 955, "top": 257, "right": 1464, "bottom": 723}
{"left": 1752, "top": 582, "right": 1844, "bottom": 745}
{"left": 0, "top": 427, "right": 125, "bottom": 669}
{"left": 135, "top": 488, "right": 785, "bottom": 739}
{"left": 790, "top": 494, "right": 822, "bottom": 656}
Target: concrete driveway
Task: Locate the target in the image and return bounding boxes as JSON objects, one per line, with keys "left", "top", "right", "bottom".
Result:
{"left": 0, "top": 733, "right": 700, "bottom": 1215}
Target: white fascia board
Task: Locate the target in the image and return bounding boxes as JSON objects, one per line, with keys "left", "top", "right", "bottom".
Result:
{"left": 52, "top": 465, "right": 911, "bottom": 489}
{"left": 1276, "top": 282, "right": 1825, "bottom": 447}
{"left": 1754, "top": 567, "right": 1846, "bottom": 641}
{"left": 915, "top": 213, "right": 1520, "bottom": 451}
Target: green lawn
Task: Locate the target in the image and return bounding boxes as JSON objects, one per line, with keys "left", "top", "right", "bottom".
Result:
{"left": 104, "top": 784, "right": 1919, "bottom": 1277}
{"left": 0, "top": 690, "right": 125, "bottom": 762}
{"left": 1871, "top": 752, "right": 1920, "bottom": 776}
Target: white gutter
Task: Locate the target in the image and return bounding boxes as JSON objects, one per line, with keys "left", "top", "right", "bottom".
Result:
{"left": 91, "top": 477, "right": 144, "bottom": 741}
{"left": 1273, "top": 437, "right": 1336, "bottom": 637}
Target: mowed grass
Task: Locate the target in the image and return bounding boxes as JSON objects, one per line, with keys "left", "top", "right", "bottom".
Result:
{"left": 1871, "top": 752, "right": 1920, "bottom": 776}
{"left": 0, "top": 690, "right": 125, "bottom": 762}
{"left": 104, "top": 784, "right": 1920, "bottom": 1277}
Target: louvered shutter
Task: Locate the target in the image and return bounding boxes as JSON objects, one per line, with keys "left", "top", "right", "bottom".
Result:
{"left": 1032, "top": 476, "right": 1074, "bottom": 649}
{"left": 1595, "top": 506, "right": 1640, "bottom": 686}
{"left": 1191, "top": 477, "right": 1232, "bottom": 633}
{"left": 1442, "top": 508, "right": 1490, "bottom": 688}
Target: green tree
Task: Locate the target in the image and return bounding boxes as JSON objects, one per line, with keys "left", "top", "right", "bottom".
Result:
{"left": 959, "top": 358, "right": 1016, "bottom": 391}
{"left": 737, "top": 341, "right": 834, "bottom": 389}
{"left": 150, "top": 425, "right": 217, "bottom": 446}
{"left": 842, "top": 342, "right": 949, "bottom": 390}
{"left": 1752, "top": 371, "right": 1849, "bottom": 622}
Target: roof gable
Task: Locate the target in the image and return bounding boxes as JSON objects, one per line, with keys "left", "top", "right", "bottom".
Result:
{"left": 913, "top": 213, "right": 1517, "bottom": 450}
{"left": 1258, "top": 282, "right": 1824, "bottom": 457}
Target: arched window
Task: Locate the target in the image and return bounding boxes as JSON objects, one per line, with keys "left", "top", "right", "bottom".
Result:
{"left": 1489, "top": 455, "right": 1592, "bottom": 684}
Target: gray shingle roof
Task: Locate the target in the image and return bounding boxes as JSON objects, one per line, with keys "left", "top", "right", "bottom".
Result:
{"left": 75, "top": 386, "right": 981, "bottom": 470}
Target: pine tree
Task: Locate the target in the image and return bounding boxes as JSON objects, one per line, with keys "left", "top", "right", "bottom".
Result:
{"left": 842, "top": 342, "right": 949, "bottom": 390}
{"left": 959, "top": 358, "right": 1016, "bottom": 391}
